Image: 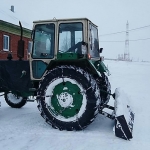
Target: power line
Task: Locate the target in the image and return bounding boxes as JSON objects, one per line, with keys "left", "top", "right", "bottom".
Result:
{"left": 99, "top": 25, "right": 150, "bottom": 37}
{"left": 130, "top": 37, "right": 150, "bottom": 41}
{"left": 100, "top": 37, "right": 150, "bottom": 42}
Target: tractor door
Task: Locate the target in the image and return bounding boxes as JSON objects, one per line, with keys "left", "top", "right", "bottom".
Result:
{"left": 89, "top": 23, "right": 99, "bottom": 59}
{"left": 31, "top": 23, "right": 55, "bottom": 79}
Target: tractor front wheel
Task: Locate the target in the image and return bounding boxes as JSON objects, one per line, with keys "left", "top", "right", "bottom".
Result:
{"left": 4, "top": 92, "right": 27, "bottom": 108}
{"left": 37, "top": 65, "right": 101, "bottom": 131}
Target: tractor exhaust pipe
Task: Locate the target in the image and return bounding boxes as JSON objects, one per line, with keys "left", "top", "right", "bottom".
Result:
{"left": 17, "top": 21, "right": 25, "bottom": 60}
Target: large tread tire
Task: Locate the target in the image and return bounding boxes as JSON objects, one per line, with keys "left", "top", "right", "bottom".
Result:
{"left": 100, "top": 73, "right": 111, "bottom": 104}
{"left": 37, "top": 65, "right": 101, "bottom": 131}
{"left": 4, "top": 92, "right": 27, "bottom": 108}
{"left": 96, "top": 73, "right": 111, "bottom": 105}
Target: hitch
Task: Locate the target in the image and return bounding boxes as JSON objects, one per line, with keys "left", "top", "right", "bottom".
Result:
{"left": 99, "top": 104, "right": 115, "bottom": 120}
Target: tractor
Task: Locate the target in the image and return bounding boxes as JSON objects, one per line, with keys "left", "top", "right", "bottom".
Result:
{"left": 0, "top": 18, "right": 134, "bottom": 140}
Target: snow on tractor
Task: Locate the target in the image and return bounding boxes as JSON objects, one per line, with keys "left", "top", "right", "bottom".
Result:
{"left": 0, "top": 18, "right": 134, "bottom": 140}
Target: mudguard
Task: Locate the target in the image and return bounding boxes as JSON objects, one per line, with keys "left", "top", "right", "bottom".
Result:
{"left": 113, "top": 88, "right": 135, "bottom": 140}
{"left": 0, "top": 60, "right": 32, "bottom": 93}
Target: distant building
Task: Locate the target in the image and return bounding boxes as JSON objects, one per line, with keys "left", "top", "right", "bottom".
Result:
{"left": 0, "top": 5, "right": 32, "bottom": 60}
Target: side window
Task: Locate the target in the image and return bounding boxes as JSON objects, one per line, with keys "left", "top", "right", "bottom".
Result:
{"left": 58, "top": 23, "right": 83, "bottom": 54}
{"left": 3, "top": 35, "right": 10, "bottom": 51}
{"left": 89, "top": 24, "right": 99, "bottom": 58}
{"left": 32, "top": 23, "right": 55, "bottom": 59}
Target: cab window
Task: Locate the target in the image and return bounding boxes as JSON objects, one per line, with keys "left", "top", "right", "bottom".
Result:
{"left": 89, "top": 23, "right": 99, "bottom": 58}
{"left": 32, "top": 23, "right": 55, "bottom": 59}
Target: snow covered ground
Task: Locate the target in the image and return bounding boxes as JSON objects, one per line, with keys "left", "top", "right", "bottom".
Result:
{"left": 0, "top": 60, "right": 150, "bottom": 150}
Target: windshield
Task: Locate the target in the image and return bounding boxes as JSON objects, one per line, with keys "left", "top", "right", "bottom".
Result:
{"left": 58, "top": 22, "right": 83, "bottom": 54}
{"left": 32, "top": 23, "right": 55, "bottom": 59}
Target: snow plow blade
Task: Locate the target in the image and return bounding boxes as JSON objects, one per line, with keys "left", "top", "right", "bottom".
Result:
{"left": 113, "top": 88, "right": 135, "bottom": 140}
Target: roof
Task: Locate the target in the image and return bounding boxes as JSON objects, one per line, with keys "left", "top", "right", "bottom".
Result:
{"left": 33, "top": 17, "right": 98, "bottom": 27}
{"left": 0, "top": 4, "right": 32, "bottom": 30}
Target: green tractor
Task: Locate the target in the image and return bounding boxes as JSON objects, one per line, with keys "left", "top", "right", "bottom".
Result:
{"left": 0, "top": 18, "right": 134, "bottom": 140}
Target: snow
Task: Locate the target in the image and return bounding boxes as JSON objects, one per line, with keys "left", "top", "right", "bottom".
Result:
{"left": 0, "top": 60, "right": 150, "bottom": 150}
{"left": 0, "top": 4, "right": 32, "bottom": 29}
{"left": 45, "top": 77, "right": 87, "bottom": 122}
{"left": 7, "top": 93, "right": 22, "bottom": 104}
{"left": 113, "top": 88, "right": 134, "bottom": 139}
{"left": 114, "top": 88, "right": 132, "bottom": 121}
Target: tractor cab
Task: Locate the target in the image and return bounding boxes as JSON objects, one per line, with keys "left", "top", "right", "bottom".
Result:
{"left": 29, "top": 18, "right": 102, "bottom": 80}
{"left": 31, "top": 18, "right": 100, "bottom": 60}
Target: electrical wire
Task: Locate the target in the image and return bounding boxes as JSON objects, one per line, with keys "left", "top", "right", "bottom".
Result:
{"left": 130, "top": 37, "right": 150, "bottom": 41}
{"left": 100, "top": 37, "right": 150, "bottom": 43}
{"left": 99, "top": 25, "right": 150, "bottom": 37}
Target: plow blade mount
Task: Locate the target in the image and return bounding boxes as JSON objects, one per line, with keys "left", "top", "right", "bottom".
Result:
{"left": 113, "top": 88, "right": 135, "bottom": 140}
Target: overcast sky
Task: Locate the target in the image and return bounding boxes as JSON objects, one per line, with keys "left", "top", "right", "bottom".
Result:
{"left": 1, "top": 0, "right": 150, "bottom": 61}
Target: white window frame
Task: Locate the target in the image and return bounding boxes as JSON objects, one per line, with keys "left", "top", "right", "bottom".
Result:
{"left": 28, "top": 41, "right": 32, "bottom": 53}
{"left": 3, "top": 35, "right": 10, "bottom": 51}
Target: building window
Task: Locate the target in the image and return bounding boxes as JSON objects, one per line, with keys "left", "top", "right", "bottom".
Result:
{"left": 28, "top": 41, "right": 32, "bottom": 53}
{"left": 3, "top": 35, "right": 10, "bottom": 51}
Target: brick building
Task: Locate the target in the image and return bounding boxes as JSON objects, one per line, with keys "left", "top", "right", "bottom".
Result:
{"left": 0, "top": 6, "right": 32, "bottom": 60}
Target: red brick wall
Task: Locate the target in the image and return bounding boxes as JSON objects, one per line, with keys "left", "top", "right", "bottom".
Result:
{"left": 0, "top": 31, "right": 31, "bottom": 60}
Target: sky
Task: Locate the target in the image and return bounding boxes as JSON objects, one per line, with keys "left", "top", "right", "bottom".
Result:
{"left": 1, "top": 0, "right": 150, "bottom": 61}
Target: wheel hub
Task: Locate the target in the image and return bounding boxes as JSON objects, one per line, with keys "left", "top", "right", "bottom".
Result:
{"left": 45, "top": 79, "right": 86, "bottom": 119}
{"left": 57, "top": 92, "right": 73, "bottom": 108}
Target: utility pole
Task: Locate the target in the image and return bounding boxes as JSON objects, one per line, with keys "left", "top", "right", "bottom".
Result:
{"left": 124, "top": 21, "right": 130, "bottom": 61}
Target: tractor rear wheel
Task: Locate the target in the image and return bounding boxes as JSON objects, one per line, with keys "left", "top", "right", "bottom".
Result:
{"left": 95, "top": 73, "right": 111, "bottom": 105}
{"left": 4, "top": 92, "right": 27, "bottom": 108}
{"left": 37, "top": 65, "right": 101, "bottom": 130}
{"left": 100, "top": 73, "right": 111, "bottom": 104}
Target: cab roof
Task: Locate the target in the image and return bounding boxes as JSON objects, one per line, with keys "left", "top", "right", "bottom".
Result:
{"left": 33, "top": 18, "right": 98, "bottom": 27}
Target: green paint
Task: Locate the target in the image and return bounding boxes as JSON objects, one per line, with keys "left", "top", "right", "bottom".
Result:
{"left": 50, "top": 81, "right": 83, "bottom": 118}
{"left": 93, "top": 60, "right": 109, "bottom": 73}
{"left": 0, "top": 20, "right": 31, "bottom": 38}
{"left": 12, "top": 91, "right": 34, "bottom": 97}
{"left": 57, "top": 53, "right": 83, "bottom": 60}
